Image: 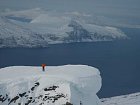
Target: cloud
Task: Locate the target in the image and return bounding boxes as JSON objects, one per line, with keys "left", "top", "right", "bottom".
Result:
{"left": 0, "top": 0, "right": 140, "bottom": 26}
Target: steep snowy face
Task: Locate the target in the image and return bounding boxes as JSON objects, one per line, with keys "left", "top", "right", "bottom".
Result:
{"left": 0, "top": 9, "right": 128, "bottom": 48}
{"left": 0, "top": 65, "right": 101, "bottom": 105}
{"left": 30, "top": 13, "right": 127, "bottom": 42}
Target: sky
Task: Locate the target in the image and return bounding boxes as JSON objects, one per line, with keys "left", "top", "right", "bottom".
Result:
{"left": 0, "top": 0, "right": 140, "bottom": 25}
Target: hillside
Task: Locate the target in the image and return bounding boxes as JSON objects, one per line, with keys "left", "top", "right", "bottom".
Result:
{"left": 0, "top": 9, "right": 127, "bottom": 48}
{"left": 0, "top": 65, "right": 140, "bottom": 105}
{"left": 0, "top": 65, "right": 102, "bottom": 105}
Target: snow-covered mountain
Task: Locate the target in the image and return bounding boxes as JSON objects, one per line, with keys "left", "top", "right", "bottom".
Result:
{"left": 0, "top": 9, "right": 127, "bottom": 48}
{"left": 0, "top": 65, "right": 102, "bottom": 105}
{"left": 0, "top": 17, "right": 49, "bottom": 48}
{"left": 0, "top": 65, "right": 140, "bottom": 105}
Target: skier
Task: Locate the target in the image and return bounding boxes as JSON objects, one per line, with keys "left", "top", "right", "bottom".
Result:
{"left": 41, "top": 64, "right": 46, "bottom": 71}
{"left": 80, "top": 101, "right": 82, "bottom": 105}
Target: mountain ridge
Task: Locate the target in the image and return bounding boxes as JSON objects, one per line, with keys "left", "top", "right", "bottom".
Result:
{"left": 0, "top": 9, "right": 127, "bottom": 48}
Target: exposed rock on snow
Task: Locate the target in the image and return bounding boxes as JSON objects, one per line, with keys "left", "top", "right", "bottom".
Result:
{"left": 0, "top": 65, "right": 102, "bottom": 105}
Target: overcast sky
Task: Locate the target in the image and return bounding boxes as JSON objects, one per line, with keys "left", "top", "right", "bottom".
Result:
{"left": 0, "top": 0, "right": 140, "bottom": 25}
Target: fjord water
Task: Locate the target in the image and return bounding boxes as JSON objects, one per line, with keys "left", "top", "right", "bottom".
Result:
{"left": 0, "top": 28, "right": 140, "bottom": 98}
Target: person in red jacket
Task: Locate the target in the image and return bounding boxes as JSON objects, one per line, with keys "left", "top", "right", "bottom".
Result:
{"left": 41, "top": 64, "right": 46, "bottom": 71}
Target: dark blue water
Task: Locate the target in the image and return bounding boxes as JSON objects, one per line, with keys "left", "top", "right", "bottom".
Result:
{"left": 0, "top": 28, "right": 140, "bottom": 98}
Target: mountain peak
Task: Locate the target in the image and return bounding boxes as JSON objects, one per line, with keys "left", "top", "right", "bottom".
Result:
{"left": 0, "top": 65, "right": 101, "bottom": 105}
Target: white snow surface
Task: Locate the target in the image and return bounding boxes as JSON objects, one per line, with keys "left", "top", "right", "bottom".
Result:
{"left": 101, "top": 92, "right": 140, "bottom": 105}
{"left": 0, "top": 65, "right": 101, "bottom": 105}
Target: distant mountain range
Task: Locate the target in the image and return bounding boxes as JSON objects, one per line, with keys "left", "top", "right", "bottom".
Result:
{"left": 0, "top": 9, "right": 127, "bottom": 48}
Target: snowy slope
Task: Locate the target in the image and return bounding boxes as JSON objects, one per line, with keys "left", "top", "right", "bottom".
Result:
{"left": 0, "top": 9, "right": 128, "bottom": 48}
{"left": 29, "top": 13, "right": 127, "bottom": 42}
{"left": 0, "top": 65, "right": 101, "bottom": 105}
{"left": 101, "top": 92, "right": 140, "bottom": 105}
{"left": 0, "top": 17, "right": 49, "bottom": 48}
